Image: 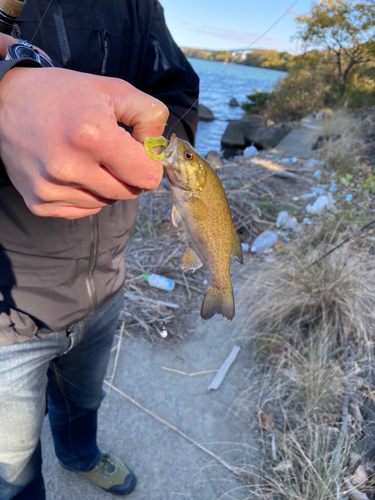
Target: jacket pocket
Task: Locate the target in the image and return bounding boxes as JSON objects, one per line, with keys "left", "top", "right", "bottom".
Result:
{"left": 0, "top": 306, "right": 39, "bottom": 344}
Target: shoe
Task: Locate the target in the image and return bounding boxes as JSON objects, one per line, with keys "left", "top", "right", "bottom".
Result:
{"left": 77, "top": 453, "right": 137, "bottom": 496}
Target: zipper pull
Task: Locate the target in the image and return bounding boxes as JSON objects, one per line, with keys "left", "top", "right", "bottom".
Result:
{"left": 150, "top": 36, "right": 160, "bottom": 72}
{"left": 100, "top": 30, "right": 108, "bottom": 75}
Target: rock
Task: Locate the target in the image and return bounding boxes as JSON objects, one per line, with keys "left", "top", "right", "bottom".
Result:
{"left": 240, "top": 113, "right": 268, "bottom": 127}
{"left": 221, "top": 119, "right": 287, "bottom": 151}
{"left": 206, "top": 150, "right": 223, "bottom": 168}
{"left": 229, "top": 97, "right": 239, "bottom": 107}
{"left": 312, "top": 134, "right": 341, "bottom": 150}
{"left": 221, "top": 120, "right": 247, "bottom": 148}
{"left": 199, "top": 104, "right": 215, "bottom": 122}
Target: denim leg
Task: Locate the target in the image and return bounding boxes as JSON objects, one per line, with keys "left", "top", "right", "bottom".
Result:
{"left": 0, "top": 333, "right": 69, "bottom": 500}
{"left": 47, "top": 293, "right": 123, "bottom": 472}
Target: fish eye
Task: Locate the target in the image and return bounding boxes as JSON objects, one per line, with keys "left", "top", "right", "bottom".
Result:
{"left": 184, "top": 150, "right": 195, "bottom": 161}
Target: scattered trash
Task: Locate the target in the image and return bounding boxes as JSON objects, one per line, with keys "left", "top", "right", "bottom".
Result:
{"left": 352, "top": 464, "right": 368, "bottom": 486}
{"left": 243, "top": 144, "right": 258, "bottom": 157}
{"left": 343, "top": 478, "right": 369, "bottom": 500}
{"left": 311, "top": 186, "right": 326, "bottom": 196}
{"left": 306, "top": 194, "right": 335, "bottom": 214}
{"left": 241, "top": 242, "right": 250, "bottom": 252}
{"left": 303, "top": 217, "right": 312, "bottom": 224}
{"left": 251, "top": 231, "right": 278, "bottom": 253}
{"left": 143, "top": 273, "right": 175, "bottom": 291}
{"left": 266, "top": 154, "right": 279, "bottom": 160}
{"left": 312, "top": 169, "right": 321, "bottom": 178}
{"left": 329, "top": 183, "right": 337, "bottom": 192}
{"left": 346, "top": 194, "right": 353, "bottom": 202}
{"left": 207, "top": 346, "right": 241, "bottom": 390}
{"left": 304, "top": 158, "right": 319, "bottom": 168}
{"left": 159, "top": 320, "right": 168, "bottom": 339}
{"left": 279, "top": 157, "right": 297, "bottom": 164}
{"left": 300, "top": 193, "right": 317, "bottom": 200}
{"left": 276, "top": 211, "right": 297, "bottom": 229}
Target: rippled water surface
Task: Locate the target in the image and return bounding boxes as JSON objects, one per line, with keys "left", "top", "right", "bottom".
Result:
{"left": 187, "top": 58, "right": 286, "bottom": 157}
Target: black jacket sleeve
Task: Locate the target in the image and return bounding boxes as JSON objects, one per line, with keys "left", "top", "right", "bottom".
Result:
{"left": 141, "top": 1, "right": 199, "bottom": 145}
{"left": 0, "top": 58, "right": 43, "bottom": 187}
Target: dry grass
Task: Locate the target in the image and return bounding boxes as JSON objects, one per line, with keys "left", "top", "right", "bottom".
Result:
{"left": 313, "top": 109, "right": 365, "bottom": 173}
{"left": 237, "top": 220, "right": 375, "bottom": 499}
{"left": 242, "top": 231, "right": 375, "bottom": 353}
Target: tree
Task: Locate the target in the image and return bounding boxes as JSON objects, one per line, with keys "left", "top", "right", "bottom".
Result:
{"left": 295, "top": 0, "right": 375, "bottom": 92}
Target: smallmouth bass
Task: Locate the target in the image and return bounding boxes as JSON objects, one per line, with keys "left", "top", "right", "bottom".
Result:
{"left": 144, "top": 134, "right": 243, "bottom": 320}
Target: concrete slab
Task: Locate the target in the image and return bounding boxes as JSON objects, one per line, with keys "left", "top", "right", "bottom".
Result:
{"left": 41, "top": 286, "right": 260, "bottom": 500}
{"left": 276, "top": 128, "right": 317, "bottom": 159}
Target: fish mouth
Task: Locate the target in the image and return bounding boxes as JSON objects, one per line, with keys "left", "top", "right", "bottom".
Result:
{"left": 162, "top": 133, "right": 178, "bottom": 166}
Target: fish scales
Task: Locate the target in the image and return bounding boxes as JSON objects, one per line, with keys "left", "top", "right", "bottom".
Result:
{"left": 145, "top": 134, "right": 243, "bottom": 321}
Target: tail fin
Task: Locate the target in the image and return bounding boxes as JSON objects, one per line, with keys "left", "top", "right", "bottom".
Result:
{"left": 201, "top": 285, "right": 235, "bottom": 321}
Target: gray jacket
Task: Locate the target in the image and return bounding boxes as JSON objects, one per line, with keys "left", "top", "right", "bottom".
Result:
{"left": 0, "top": 0, "right": 199, "bottom": 346}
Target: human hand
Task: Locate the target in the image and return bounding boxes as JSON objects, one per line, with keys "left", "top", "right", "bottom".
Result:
{"left": 0, "top": 65, "right": 168, "bottom": 218}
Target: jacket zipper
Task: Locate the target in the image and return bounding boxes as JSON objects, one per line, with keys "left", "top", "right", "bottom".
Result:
{"left": 52, "top": 0, "right": 71, "bottom": 68}
{"left": 99, "top": 30, "right": 109, "bottom": 75}
{"left": 86, "top": 214, "right": 99, "bottom": 313}
{"left": 150, "top": 36, "right": 170, "bottom": 73}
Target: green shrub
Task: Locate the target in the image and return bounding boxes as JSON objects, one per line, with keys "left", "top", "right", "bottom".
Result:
{"left": 241, "top": 91, "right": 271, "bottom": 114}
{"left": 266, "top": 69, "right": 332, "bottom": 121}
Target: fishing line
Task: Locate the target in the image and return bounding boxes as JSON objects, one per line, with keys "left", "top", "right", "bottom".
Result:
{"left": 309, "top": 218, "right": 375, "bottom": 267}
{"left": 168, "top": 0, "right": 300, "bottom": 139}
{"left": 30, "top": 0, "right": 53, "bottom": 44}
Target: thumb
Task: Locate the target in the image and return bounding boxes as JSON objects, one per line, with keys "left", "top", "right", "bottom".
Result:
{"left": 108, "top": 78, "right": 169, "bottom": 142}
{"left": 0, "top": 33, "right": 17, "bottom": 58}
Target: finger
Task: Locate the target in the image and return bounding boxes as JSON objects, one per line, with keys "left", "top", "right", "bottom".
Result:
{"left": 31, "top": 203, "right": 102, "bottom": 219}
{"left": 66, "top": 122, "right": 163, "bottom": 193}
{"left": 106, "top": 79, "right": 169, "bottom": 142}
{"left": 31, "top": 174, "right": 142, "bottom": 205}
{"left": 0, "top": 33, "right": 16, "bottom": 58}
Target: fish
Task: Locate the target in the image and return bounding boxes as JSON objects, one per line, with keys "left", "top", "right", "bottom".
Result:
{"left": 145, "top": 134, "right": 243, "bottom": 320}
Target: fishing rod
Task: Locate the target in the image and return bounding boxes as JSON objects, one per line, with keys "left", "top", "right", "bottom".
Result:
{"left": 0, "top": 0, "right": 53, "bottom": 66}
{"left": 309, "top": 218, "right": 375, "bottom": 267}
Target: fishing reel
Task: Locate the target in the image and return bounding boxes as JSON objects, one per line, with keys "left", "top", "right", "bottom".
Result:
{"left": 6, "top": 39, "right": 53, "bottom": 67}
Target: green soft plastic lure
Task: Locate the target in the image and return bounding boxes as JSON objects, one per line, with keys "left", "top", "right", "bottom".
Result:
{"left": 144, "top": 136, "right": 169, "bottom": 161}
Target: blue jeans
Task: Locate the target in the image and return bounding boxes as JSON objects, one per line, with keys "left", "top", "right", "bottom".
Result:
{"left": 0, "top": 292, "right": 124, "bottom": 500}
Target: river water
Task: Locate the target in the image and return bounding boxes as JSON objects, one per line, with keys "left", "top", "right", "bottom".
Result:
{"left": 187, "top": 58, "right": 286, "bottom": 157}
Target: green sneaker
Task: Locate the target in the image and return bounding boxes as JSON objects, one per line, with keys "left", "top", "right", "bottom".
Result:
{"left": 77, "top": 453, "right": 136, "bottom": 496}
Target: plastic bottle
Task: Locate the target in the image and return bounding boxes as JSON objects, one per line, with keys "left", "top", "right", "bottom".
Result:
{"left": 143, "top": 273, "right": 175, "bottom": 291}
{"left": 279, "top": 157, "right": 297, "bottom": 164}
{"left": 251, "top": 231, "right": 278, "bottom": 253}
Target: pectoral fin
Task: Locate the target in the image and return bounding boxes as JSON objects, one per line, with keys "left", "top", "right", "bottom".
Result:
{"left": 182, "top": 247, "right": 203, "bottom": 273}
{"left": 231, "top": 226, "right": 243, "bottom": 264}
{"left": 171, "top": 205, "right": 182, "bottom": 227}
{"left": 201, "top": 285, "right": 235, "bottom": 321}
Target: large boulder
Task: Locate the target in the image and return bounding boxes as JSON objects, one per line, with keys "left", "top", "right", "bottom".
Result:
{"left": 206, "top": 150, "right": 223, "bottom": 168}
{"left": 199, "top": 104, "right": 215, "bottom": 122}
{"left": 221, "top": 118, "right": 288, "bottom": 151}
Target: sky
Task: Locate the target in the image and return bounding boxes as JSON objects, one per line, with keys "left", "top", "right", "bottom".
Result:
{"left": 160, "top": 0, "right": 314, "bottom": 53}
